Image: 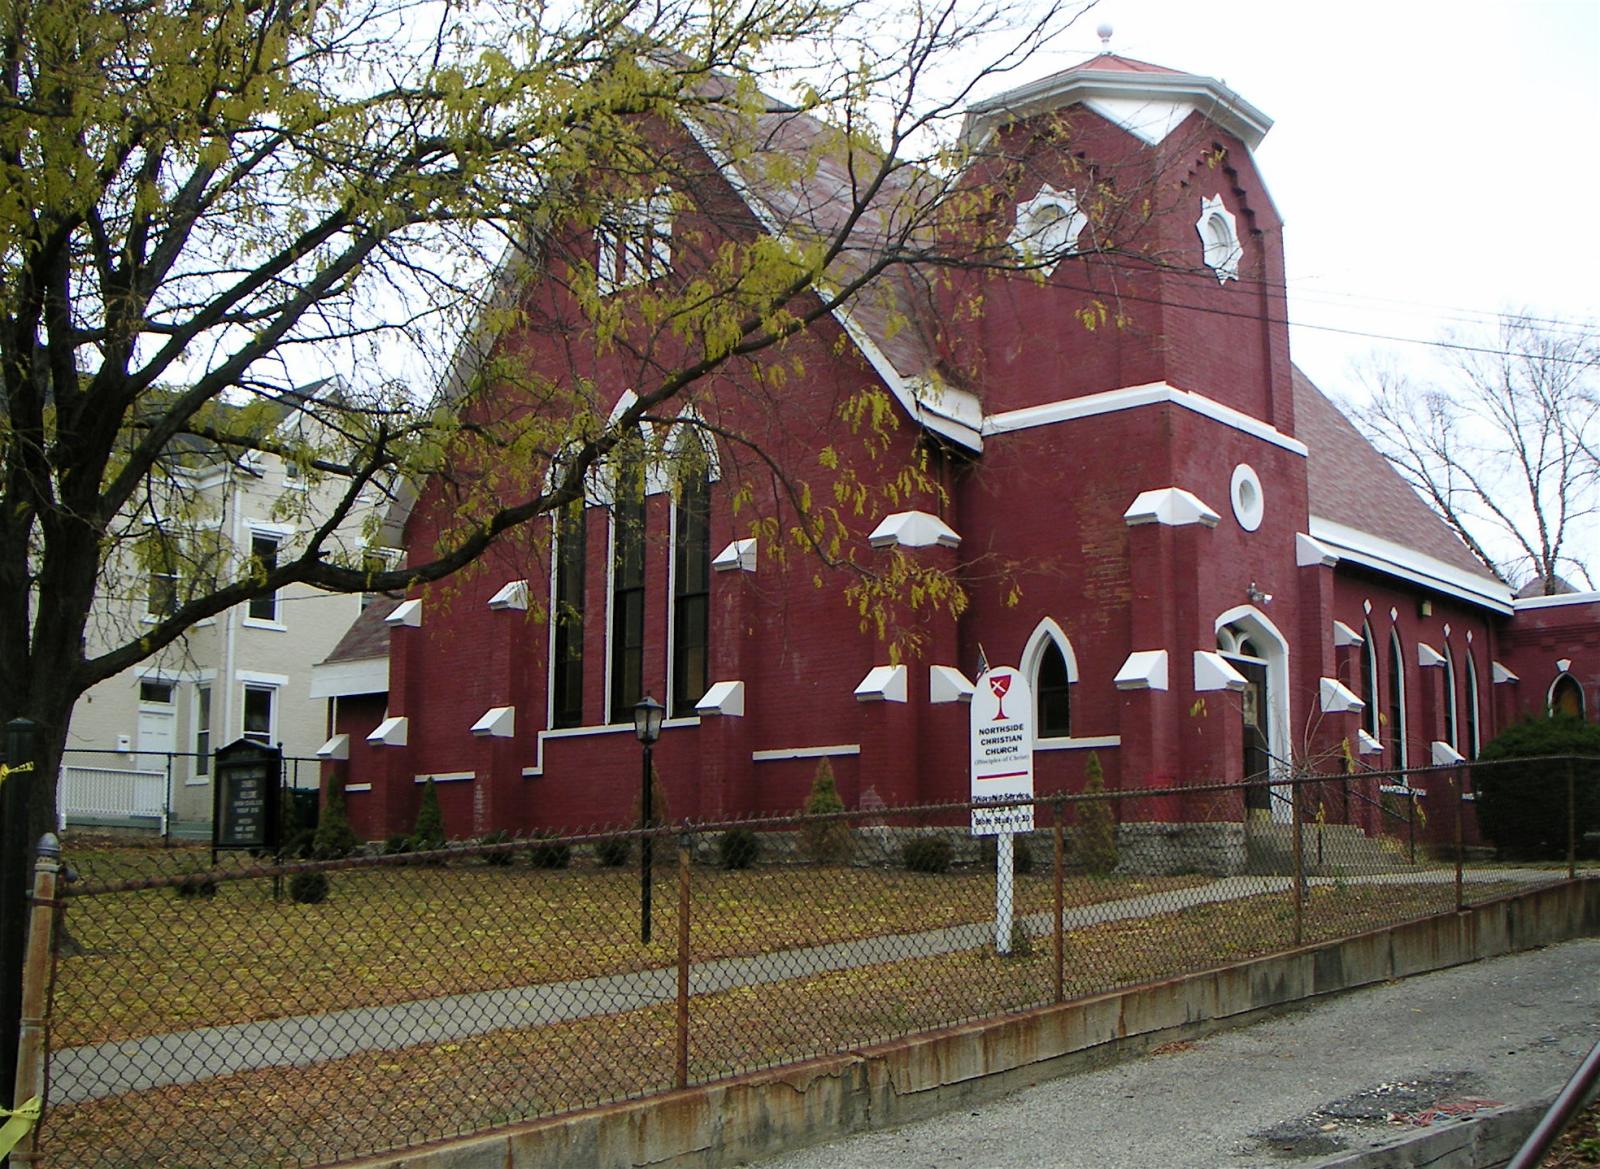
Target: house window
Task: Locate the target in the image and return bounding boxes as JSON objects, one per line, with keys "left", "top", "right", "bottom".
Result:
{"left": 242, "top": 684, "right": 275, "bottom": 746}
{"left": 144, "top": 533, "right": 181, "bottom": 619}
{"left": 1464, "top": 655, "right": 1481, "bottom": 759}
{"left": 139, "top": 680, "right": 175, "bottom": 705}
{"left": 1387, "top": 630, "right": 1408, "bottom": 768}
{"left": 608, "top": 452, "right": 646, "bottom": 722}
{"left": 1359, "top": 622, "right": 1379, "bottom": 738}
{"left": 671, "top": 467, "right": 712, "bottom": 717}
{"left": 247, "top": 533, "right": 280, "bottom": 622}
{"left": 193, "top": 685, "right": 212, "bottom": 778}
{"left": 552, "top": 502, "right": 586, "bottom": 729}
{"left": 1036, "top": 642, "right": 1072, "bottom": 737}
{"left": 597, "top": 190, "right": 673, "bottom": 293}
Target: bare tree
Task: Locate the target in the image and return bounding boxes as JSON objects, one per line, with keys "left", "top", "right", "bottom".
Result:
{"left": 1352, "top": 314, "right": 1600, "bottom": 593}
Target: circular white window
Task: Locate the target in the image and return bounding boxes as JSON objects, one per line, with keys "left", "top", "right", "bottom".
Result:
{"left": 1231, "top": 463, "right": 1264, "bottom": 531}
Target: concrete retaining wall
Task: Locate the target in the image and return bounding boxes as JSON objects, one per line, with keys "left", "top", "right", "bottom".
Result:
{"left": 344, "top": 879, "right": 1600, "bottom": 1169}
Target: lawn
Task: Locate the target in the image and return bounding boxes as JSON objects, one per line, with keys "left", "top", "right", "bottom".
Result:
{"left": 38, "top": 880, "right": 1528, "bottom": 1169}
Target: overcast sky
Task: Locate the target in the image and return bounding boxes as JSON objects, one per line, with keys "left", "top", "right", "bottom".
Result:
{"left": 1009, "top": 0, "right": 1600, "bottom": 403}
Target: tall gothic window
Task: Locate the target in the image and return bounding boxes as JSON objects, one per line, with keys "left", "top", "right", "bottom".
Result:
{"left": 551, "top": 501, "right": 586, "bottom": 729}
{"left": 1359, "top": 622, "right": 1379, "bottom": 738}
{"left": 1387, "top": 630, "right": 1408, "bottom": 768}
{"left": 1443, "top": 644, "right": 1458, "bottom": 750}
{"left": 1036, "top": 641, "right": 1072, "bottom": 737}
{"left": 1464, "top": 654, "right": 1481, "bottom": 759}
{"left": 609, "top": 449, "right": 646, "bottom": 722}
{"left": 671, "top": 461, "right": 712, "bottom": 717}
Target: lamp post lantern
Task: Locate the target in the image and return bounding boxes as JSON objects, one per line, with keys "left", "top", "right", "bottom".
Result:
{"left": 633, "top": 696, "right": 665, "bottom": 943}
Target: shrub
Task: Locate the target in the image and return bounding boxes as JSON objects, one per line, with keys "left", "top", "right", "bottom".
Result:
{"left": 902, "top": 834, "right": 953, "bottom": 874}
{"left": 411, "top": 778, "right": 446, "bottom": 852}
{"left": 1474, "top": 716, "right": 1600, "bottom": 857}
{"left": 800, "top": 760, "right": 854, "bottom": 865}
{"left": 595, "top": 835, "right": 632, "bottom": 867}
{"left": 1077, "top": 751, "right": 1118, "bottom": 875}
{"left": 479, "top": 830, "right": 515, "bottom": 866}
{"left": 383, "top": 834, "right": 413, "bottom": 856}
{"left": 979, "top": 834, "right": 1035, "bottom": 874}
{"left": 312, "top": 787, "right": 359, "bottom": 859}
{"left": 718, "top": 827, "right": 759, "bottom": 870}
{"left": 528, "top": 833, "right": 572, "bottom": 869}
{"left": 173, "top": 877, "right": 217, "bottom": 899}
{"left": 288, "top": 871, "right": 330, "bottom": 904}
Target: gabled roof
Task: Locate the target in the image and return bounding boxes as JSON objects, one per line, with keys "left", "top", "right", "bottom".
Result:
{"left": 1294, "top": 366, "right": 1512, "bottom": 611}
{"left": 685, "top": 94, "right": 982, "bottom": 448}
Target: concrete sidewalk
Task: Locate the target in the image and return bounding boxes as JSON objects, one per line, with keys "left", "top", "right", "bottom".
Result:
{"left": 51, "top": 867, "right": 1559, "bottom": 1103}
{"left": 751, "top": 938, "right": 1600, "bottom": 1169}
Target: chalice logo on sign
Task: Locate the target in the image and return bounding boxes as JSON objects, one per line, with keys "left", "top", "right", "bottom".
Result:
{"left": 988, "top": 672, "right": 1011, "bottom": 720}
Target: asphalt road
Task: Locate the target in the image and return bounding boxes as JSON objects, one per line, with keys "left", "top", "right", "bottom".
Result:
{"left": 748, "top": 938, "right": 1600, "bottom": 1169}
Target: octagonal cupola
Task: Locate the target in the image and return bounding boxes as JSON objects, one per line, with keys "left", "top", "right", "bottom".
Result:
{"left": 960, "top": 51, "right": 1272, "bottom": 153}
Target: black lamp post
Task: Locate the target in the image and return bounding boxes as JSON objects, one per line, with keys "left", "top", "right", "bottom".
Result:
{"left": 633, "top": 695, "right": 665, "bottom": 943}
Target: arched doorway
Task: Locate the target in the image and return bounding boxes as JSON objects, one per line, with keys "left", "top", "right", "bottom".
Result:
{"left": 1216, "top": 606, "right": 1292, "bottom": 823}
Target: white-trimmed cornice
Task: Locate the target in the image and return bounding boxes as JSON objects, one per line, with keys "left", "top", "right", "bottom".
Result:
{"left": 1512, "top": 589, "right": 1600, "bottom": 611}
{"left": 961, "top": 67, "right": 1273, "bottom": 153}
{"left": 1307, "top": 515, "right": 1512, "bottom": 615}
{"left": 984, "top": 382, "right": 1307, "bottom": 457}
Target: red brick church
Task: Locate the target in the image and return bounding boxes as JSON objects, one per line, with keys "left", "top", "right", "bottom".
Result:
{"left": 309, "top": 51, "right": 1598, "bottom": 853}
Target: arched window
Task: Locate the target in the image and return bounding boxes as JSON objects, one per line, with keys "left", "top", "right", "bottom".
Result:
{"left": 1022, "top": 618, "right": 1077, "bottom": 739}
{"left": 1037, "top": 642, "right": 1071, "bottom": 737}
{"left": 1443, "top": 644, "right": 1458, "bottom": 750}
{"left": 1551, "top": 674, "right": 1586, "bottom": 720}
{"left": 551, "top": 500, "right": 586, "bottom": 729}
{"left": 670, "top": 452, "right": 712, "bottom": 718}
{"left": 1359, "top": 622, "right": 1379, "bottom": 738}
{"left": 1387, "top": 630, "right": 1408, "bottom": 768}
{"left": 1464, "top": 654, "right": 1481, "bottom": 759}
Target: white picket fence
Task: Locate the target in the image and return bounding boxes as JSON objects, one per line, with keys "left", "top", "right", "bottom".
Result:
{"left": 57, "top": 764, "right": 169, "bottom": 832}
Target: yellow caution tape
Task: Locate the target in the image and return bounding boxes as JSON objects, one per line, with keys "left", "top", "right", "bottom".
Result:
{"left": 0, "top": 760, "right": 34, "bottom": 790}
{"left": 0, "top": 1096, "right": 41, "bottom": 1159}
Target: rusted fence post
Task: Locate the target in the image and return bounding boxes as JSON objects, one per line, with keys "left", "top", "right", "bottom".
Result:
{"left": 8, "top": 834, "right": 61, "bottom": 1168}
{"left": 1568, "top": 758, "right": 1578, "bottom": 881}
{"left": 1453, "top": 766, "right": 1465, "bottom": 913}
{"left": 674, "top": 831, "right": 692, "bottom": 1091}
{"left": 1052, "top": 798, "right": 1064, "bottom": 1004}
{"left": 1290, "top": 777, "right": 1304, "bottom": 947}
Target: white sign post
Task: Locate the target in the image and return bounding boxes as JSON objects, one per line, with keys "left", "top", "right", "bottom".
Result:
{"left": 970, "top": 665, "right": 1035, "bottom": 955}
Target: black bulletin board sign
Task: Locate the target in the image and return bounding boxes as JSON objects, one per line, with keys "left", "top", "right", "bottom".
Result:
{"left": 212, "top": 738, "right": 283, "bottom": 858}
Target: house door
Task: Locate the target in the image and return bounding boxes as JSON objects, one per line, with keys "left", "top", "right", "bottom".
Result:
{"left": 136, "top": 681, "right": 177, "bottom": 773}
{"left": 1235, "top": 659, "right": 1272, "bottom": 818}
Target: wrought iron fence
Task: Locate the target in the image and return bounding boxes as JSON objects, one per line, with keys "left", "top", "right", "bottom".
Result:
{"left": 21, "top": 756, "right": 1600, "bottom": 1169}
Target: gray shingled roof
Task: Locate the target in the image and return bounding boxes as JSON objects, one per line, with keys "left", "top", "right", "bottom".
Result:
{"left": 1293, "top": 366, "right": 1499, "bottom": 583}
{"left": 319, "top": 594, "right": 397, "bottom": 665}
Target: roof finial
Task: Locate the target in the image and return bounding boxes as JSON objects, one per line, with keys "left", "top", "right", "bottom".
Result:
{"left": 1096, "top": 22, "right": 1114, "bottom": 48}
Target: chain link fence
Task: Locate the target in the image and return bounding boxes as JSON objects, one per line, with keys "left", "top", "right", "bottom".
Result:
{"left": 28, "top": 756, "right": 1600, "bottom": 1168}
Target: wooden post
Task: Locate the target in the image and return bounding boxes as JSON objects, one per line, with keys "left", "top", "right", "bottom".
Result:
{"left": 1568, "top": 758, "right": 1578, "bottom": 882}
{"left": 1291, "top": 778, "right": 1304, "bottom": 947}
{"left": 1453, "top": 766, "right": 1465, "bottom": 913}
{"left": 674, "top": 833, "right": 691, "bottom": 1091}
{"left": 8, "top": 834, "right": 61, "bottom": 1167}
{"left": 1052, "top": 799, "right": 1064, "bottom": 1004}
